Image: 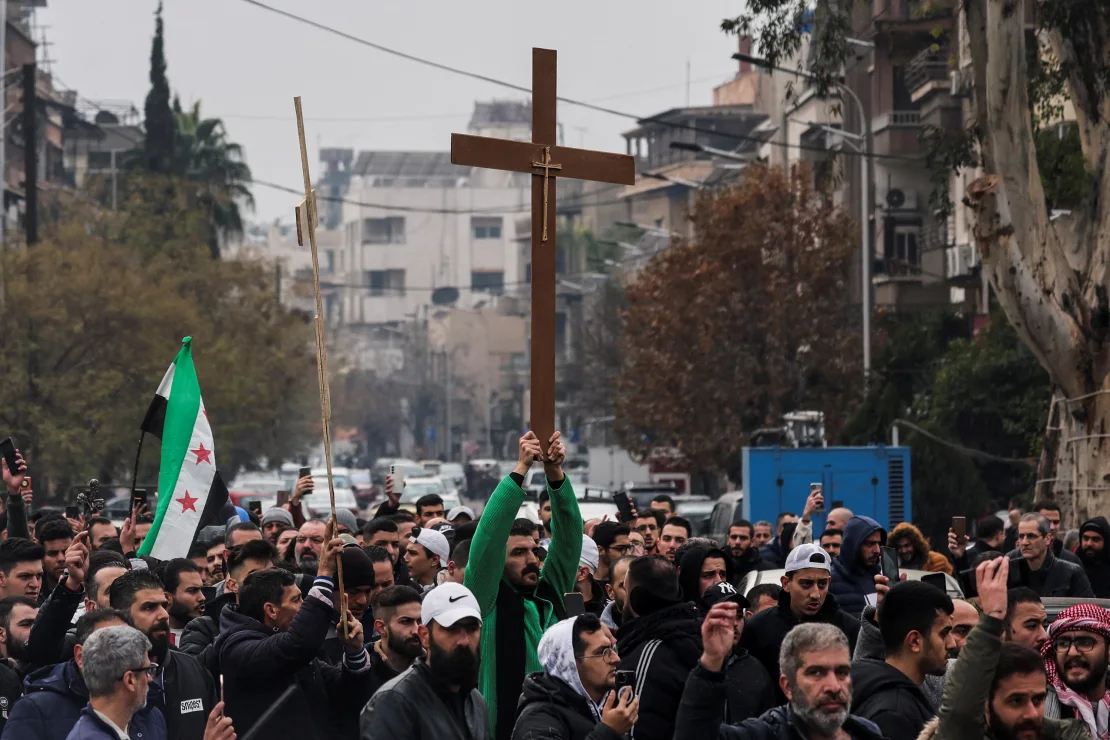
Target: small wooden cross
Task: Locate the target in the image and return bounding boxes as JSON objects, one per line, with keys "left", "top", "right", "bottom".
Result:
{"left": 451, "top": 48, "right": 635, "bottom": 454}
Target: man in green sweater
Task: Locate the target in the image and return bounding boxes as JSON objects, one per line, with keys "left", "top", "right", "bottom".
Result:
{"left": 464, "top": 430, "right": 582, "bottom": 740}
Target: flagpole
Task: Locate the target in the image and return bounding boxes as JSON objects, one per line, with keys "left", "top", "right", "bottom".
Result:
{"left": 128, "top": 430, "right": 145, "bottom": 512}
{"left": 293, "top": 97, "right": 347, "bottom": 636}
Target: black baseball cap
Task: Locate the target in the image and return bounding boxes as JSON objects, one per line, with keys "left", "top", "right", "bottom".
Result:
{"left": 702, "top": 581, "right": 750, "bottom": 610}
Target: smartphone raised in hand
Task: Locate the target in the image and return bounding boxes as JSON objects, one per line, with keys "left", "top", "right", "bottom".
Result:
{"left": 952, "top": 516, "right": 967, "bottom": 540}
{"left": 0, "top": 438, "right": 19, "bottom": 479}
{"left": 880, "top": 546, "right": 900, "bottom": 582}
{"left": 615, "top": 670, "right": 636, "bottom": 696}
{"left": 613, "top": 491, "right": 635, "bottom": 522}
{"left": 65, "top": 505, "right": 79, "bottom": 519}
{"left": 809, "top": 482, "right": 824, "bottom": 512}
{"left": 248, "top": 500, "right": 262, "bottom": 518}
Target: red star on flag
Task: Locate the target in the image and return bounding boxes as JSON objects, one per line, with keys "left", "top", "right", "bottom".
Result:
{"left": 192, "top": 444, "right": 213, "bottom": 465}
{"left": 177, "top": 491, "right": 198, "bottom": 513}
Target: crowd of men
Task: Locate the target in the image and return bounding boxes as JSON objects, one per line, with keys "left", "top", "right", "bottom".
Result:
{"left": 0, "top": 436, "right": 1108, "bottom": 740}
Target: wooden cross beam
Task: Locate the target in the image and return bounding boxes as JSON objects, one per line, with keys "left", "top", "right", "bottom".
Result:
{"left": 451, "top": 48, "right": 635, "bottom": 455}
{"left": 291, "top": 97, "right": 347, "bottom": 635}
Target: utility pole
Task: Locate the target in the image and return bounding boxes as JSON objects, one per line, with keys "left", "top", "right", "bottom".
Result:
{"left": 22, "top": 63, "right": 36, "bottom": 245}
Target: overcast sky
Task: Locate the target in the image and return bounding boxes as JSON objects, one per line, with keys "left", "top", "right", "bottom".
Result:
{"left": 42, "top": 0, "right": 741, "bottom": 222}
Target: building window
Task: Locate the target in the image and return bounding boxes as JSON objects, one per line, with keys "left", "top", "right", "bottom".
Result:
{"left": 87, "top": 151, "right": 115, "bottom": 170}
{"left": 472, "top": 217, "right": 503, "bottom": 240}
{"left": 892, "top": 225, "right": 920, "bottom": 268}
{"left": 366, "top": 269, "right": 406, "bottom": 296}
{"left": 471, "top": 270, "right": 505, "bottom": 295}
{"left": 362, "top": 217, "right": 405, "bottom": 245}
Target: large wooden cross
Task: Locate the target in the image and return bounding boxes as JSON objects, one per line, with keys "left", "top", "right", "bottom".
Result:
{"left": 451, "top": 48, "right": 635, "bottom": 454}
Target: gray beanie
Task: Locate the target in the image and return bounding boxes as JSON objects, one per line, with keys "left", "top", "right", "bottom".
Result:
{"left": 334, "top": 508, "right": 358, "bottom": 534}
{"left": 261, "top": 507, "right": 295, "bottom": 528}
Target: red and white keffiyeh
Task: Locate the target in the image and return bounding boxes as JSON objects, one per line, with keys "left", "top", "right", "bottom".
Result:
{"left": 1041, "top": 603, "right": 1110, "bottom": 740}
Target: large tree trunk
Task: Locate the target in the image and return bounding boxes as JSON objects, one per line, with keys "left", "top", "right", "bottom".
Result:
{"left": 964, "top": 0, "right": 1110, "bottom": 526}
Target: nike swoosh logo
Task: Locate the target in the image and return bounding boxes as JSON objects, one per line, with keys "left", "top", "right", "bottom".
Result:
{"left": 448, "top": 595, "right": 467, "bottom": 603}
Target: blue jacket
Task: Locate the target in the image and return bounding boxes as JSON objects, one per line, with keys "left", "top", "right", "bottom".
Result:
{"left": 64, "top": 704, "right": 166, "bottom": 740}
{"left": 830, "top": 516, "right": 886, "bottom": 618}
{"left": 4, "top": 660, "right": 165, "bottom": 740}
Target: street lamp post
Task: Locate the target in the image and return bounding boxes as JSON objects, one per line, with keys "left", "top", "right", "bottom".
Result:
{"left": 735, "top": 52, "right": 873, "bottom": 392}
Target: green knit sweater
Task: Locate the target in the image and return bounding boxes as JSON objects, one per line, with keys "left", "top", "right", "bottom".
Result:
{"left": 463, "top": 472, "right": 581, "bottom": 739}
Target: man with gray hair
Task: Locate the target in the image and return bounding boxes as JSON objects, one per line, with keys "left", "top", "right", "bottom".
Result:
{"left": 1010, "top": 513, "right": 1093, "bottom": 598}
{"left": 675, "top": 604, "right": 885, "bottom": 740}
{"left": 66, "top": 624, "right": 165, "bottom": 740}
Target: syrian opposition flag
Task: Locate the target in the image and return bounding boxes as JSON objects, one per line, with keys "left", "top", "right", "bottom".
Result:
{"left": 137, "top": 337, "right": 228, "bottom": 560}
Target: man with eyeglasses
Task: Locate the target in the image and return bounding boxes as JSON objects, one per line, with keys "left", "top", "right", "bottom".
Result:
{"left": 66, "top": 624, "right": 165, "bottom": 740}
{"left": 1041, "top": 603, "right": 1110, "bottom": 737}
{"left": 590, "top": 522, "right": 631, "bottom": 589}
{"left": 1012, "top": 514, "right": 1094, "bottom": 598}
{"left": 512, "top": 614, "right": 639, "bottom": 740}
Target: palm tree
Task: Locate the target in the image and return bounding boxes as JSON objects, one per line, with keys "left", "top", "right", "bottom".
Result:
{"left": 172, "top": 100, "right": 255, "bottom": 258}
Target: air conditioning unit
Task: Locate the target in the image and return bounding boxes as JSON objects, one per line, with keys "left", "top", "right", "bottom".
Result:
{"left": 946, "top": 243, "right": 979, "bottom": 277}
{"left": 885, "top": 188, "right": 919, "bottom": 211}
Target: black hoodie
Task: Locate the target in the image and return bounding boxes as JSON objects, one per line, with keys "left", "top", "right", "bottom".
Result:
{"left": 850, "top": 658, "right": 936, "bottom": 740}
{"left": 1079, "top": 516, "right": 1110, "bottom": 598}
{"left": 731, "top": 546, "right": 776, "bottom": 583}
{"left": 677, "top": 546, "right": 734, "bottom": 612}
{"left": 617, "top": 602, "right": 702, "bottom": 740}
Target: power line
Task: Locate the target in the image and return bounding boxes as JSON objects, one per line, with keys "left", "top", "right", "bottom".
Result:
{"left": 236, "top": 0, "right": 918, "bottom": 163}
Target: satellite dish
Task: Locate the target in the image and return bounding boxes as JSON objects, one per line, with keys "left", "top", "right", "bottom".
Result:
{"left": 431, "top": 286, "right": 459, "bottom": 306}
{"left": 886, "top": 188, "right": 906, "bottom": 209}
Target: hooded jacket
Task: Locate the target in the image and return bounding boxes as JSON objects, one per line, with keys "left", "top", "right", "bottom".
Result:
{"left": 850, "top": 658, "right": 936, "bottom": 739}
{"left": 674, "top": 662, "right": 886, "bottom": 740}
{"left": 216, "top": 575, "right": 376, "bottom": 740}
{"left": 830, "top": 516, "right": 886, "bottom": 618}
{"left": 677, "top": 546, "right": 734, "bottom": 612}
{"left": 1078, "top": 516, "right": 1110, "bottom": 598}
{"left": 889, "top": 523, "right": 953, "bottom": 575}
{"left": 739, "top": 587, "right": 860, "bottom": 705}
{"left": 599, "top": 601, "right": 622, "bottom": 632}
{"left": 0, "top": 659, "right": 126, "bottom": 740}
{"left": 616, "top": 602, "right": 702, "bottom": 740}
{"left": 511, "top": 617, "right": 624, "bottom": 740}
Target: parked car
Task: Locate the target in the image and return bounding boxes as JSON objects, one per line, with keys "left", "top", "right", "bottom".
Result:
{"left": 439, "top": 462, "right": 466, "bottom": 495}
{"left": 737, "top": 568, "right": 966, "bottom": 600}
{"left": 523, "top": 469, "right": 547, "bottom": 499}
{"left": 1043, "top": 598, "right": 1110, "bottom": 623}
{"left": 419, "top": 460, "right": 442, "bottom": 475}
{"left": 398, "top": 476, "right": 461, "bottom": 514}
{"left": 515, "top": 486, "right": 618, "bottom": 526}
{"left": 707, "top": 491, "right": 744, "bottom": 544}
{"left": 673, "top": 496, "right": 714, "bottom": 536}
{"left": 297, "top": 468, "right": 360, "bottom": 517}
{"left": 102, "top": 495, "right": 137, "bottom": 528}
{"left": 622, "top": 482, "right": 679, "bottom": 511}
{"left": 228, "top": 477, "right": 285, "bottom": 511}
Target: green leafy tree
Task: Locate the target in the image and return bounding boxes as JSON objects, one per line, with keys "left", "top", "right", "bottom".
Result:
{"left": 0, "top": 185, "right": 315, "bottom": 494}
{"left": 615, "top": 164, "right": 861, "bottom": 484}
{"left": 143, "top": 3, "right": 176, "bottom": 174}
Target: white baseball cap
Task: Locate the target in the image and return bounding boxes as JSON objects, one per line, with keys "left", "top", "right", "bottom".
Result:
{"left": 413, "top": 528, "right": 450, "bottom": 568}
{"left": 784, "top": 543, "right": 832, "bottom": 574}
{"left": 421, "top": 582, "right": 483, "bottom": 627}
{"left": 448, "top": 505, "right": 476, "bottom": 522}
{"left": 579, "top": 535, "right": 600, "bottom": 573}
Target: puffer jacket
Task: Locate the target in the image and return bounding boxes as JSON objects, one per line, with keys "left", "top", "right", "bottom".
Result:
{"left": 1, "top": 659, "right": 164, "bottom": 740}
{"left": 616, "top": 602, "right": 702, "bottom": 740}
{"left": 512, "top": 672, "right": 623, "bottom": 740}
{"left": 830, "top": 516, "right": 886, "bottom": 618}
{"left": 674, "top": 663, "right": 885, "bottom": 740}
{"left": 739, "top": 587, "right": 860, "bottom": 705}
{"left": 60, "top": 704, "right": 167, "bottom": 740}
{"left": 889, "top": 522, "right": 953, "bottom": 575}
{"left": 925, "top": 612, "right": 1090, "bottom": 740}
{"left": 360, "top": 658, "right": 489, "bottom": 740}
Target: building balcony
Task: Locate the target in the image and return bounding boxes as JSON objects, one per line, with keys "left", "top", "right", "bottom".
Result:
{"left": 906, "top": 48, "right": 950, "bottom": 100}
{"left": 868, "top": 0, "right": 955, "bottom": 31}
{"left": 871, "top": 110, "right": 923, "bottom": 157}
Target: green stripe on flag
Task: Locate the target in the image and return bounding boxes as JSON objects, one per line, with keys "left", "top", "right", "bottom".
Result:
{"left": 138, "top": 337, "right": 201, "bottom": 557}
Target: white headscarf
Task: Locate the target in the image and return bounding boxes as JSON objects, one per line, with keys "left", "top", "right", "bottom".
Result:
{"left": 537, "top": 617, "right": 605, "bottom": 721}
